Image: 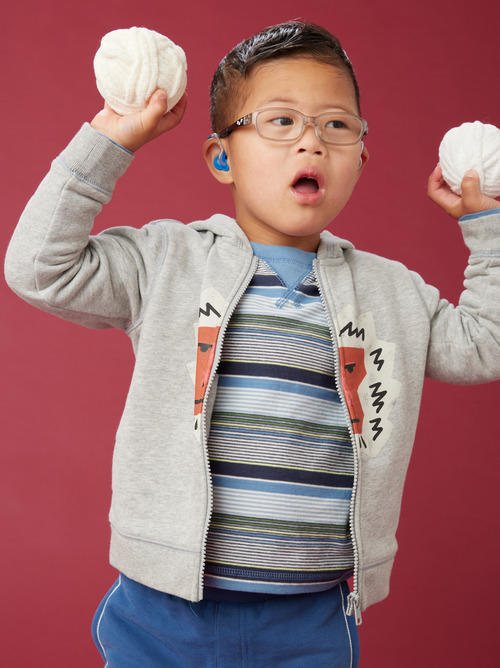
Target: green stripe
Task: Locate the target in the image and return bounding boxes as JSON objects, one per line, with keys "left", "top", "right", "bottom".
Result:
{"left": 212, "top": 412, "right": 350, "bottom": 440}
{"left": 210, "top": 514, "right": 351, "bottom": 538}
{"left": 229, "top": 314, "right": 331, "bottom": 339}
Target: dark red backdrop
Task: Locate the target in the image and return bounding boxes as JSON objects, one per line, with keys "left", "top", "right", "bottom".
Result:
{"left": 2, "top": 0, "right": 499, "bottom": 665}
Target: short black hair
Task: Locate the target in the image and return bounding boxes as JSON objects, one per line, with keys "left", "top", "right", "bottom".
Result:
{"left": 210, "top": 21, "right": 361, "bottom": 133}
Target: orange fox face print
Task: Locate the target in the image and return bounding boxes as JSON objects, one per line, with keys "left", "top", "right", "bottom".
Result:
{"left": 335, "top": 306, "right": 401, "bottom": 458}
{"left": 192, "top": 288, "right": 229, "bottom": 437}
{"left": 194, "top": 325, "right": 220, "bottom": 419}
{"left": 338, "top": 346, "right": 367, "bottom": 436}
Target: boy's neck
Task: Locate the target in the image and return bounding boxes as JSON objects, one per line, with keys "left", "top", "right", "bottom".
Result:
{"left": 241, "top": 227, "right": 321, "bottom": 252}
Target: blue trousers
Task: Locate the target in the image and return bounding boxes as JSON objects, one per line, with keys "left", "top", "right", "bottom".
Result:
{"left": 92, "top": 574, "right": 360, "bottom": 667}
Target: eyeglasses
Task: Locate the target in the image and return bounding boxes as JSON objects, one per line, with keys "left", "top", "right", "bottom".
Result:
{"left": 213, "top": 108, "right": 368, "bottom": 146}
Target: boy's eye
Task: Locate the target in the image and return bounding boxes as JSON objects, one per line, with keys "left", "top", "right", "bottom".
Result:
{"left": 270, "top": 116, "right": 295, "bottom": 127}
{"left": 256, "top": 110, "right": 300, "bottom": 139}
{"left": 325, "top": 118, "right": 348, "bottom": 129}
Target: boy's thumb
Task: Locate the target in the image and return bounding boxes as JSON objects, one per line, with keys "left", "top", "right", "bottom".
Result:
{"left": 140, "top": 89, "right": 168, "bottom": 132}
{"left": 460, "top": 169, "right": 482, "bottom": 208}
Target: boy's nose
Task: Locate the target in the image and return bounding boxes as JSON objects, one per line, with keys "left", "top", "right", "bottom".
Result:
{"left": 297, "top": 122, "right": 325, "bottom": 154}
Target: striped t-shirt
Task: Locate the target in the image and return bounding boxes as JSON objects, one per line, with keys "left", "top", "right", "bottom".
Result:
{"left": 204, "top": 243, "right": 354, "bottom": 595}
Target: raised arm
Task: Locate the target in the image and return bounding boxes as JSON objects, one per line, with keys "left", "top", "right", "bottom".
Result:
{"left": 422, "top": 166, "right": 500, "bottom": 383}
{"left": 4, "top": 92, "right": 187, "bottom": 330}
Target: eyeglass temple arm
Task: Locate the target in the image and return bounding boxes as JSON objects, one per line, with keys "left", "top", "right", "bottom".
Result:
{"left": 215, "top": 114, "right": 253, "bottom": 139}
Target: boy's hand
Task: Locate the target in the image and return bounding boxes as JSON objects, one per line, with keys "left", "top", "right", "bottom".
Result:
{"left": 90, "top": 89, "right": 187, "bottom": 152}
{"left": 428, "top": 164, "right": 499, "bottom": 218}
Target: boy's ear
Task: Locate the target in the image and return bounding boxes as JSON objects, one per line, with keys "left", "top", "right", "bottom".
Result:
{"left": 358, "top": 143, "right": 369, "bottom": 175}
{"left": 203, "top": 137, "right": 234, "bottom": 184}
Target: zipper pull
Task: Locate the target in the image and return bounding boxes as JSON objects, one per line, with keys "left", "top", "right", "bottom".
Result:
{"left": 346, "top": 592, "right": 363, "bottom": 626}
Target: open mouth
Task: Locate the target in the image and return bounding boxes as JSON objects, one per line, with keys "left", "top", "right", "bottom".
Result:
{"left": 293, "top": 176, "right": 320, "bottom": 194}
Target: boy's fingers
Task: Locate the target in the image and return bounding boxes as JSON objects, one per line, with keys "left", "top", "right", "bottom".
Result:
{"left": 90, "top": 89, "right": 186, "bottom": 151}
{"left": 139, "top": 89, "right": 188, "bottom": 138}
{"left": 140, "top": 89, "right": 169, "bottom": 132}
{"left": 427, "top": 163, "right": 446, "bottom": 196}
{"left": 169, "top": 91, "right": 188, "bottom": 119}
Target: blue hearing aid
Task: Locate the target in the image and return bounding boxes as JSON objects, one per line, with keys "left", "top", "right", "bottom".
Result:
{"left": 214, "top": 149, "right": 229, "bottom": 172}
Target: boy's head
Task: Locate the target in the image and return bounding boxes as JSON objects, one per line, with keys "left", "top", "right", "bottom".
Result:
{"left": 210, "top": 21, "right": 360, "bottom": 134}
{"left": 204, "top": 21, "right": 368, "bottom": 251}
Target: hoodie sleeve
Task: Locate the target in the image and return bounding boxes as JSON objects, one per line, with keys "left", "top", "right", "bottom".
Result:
{"left": 4, "top": 123, "right": 168, "bottom": 331}
{"left": 422, "top": 209, "right": 500, "bottom": 384}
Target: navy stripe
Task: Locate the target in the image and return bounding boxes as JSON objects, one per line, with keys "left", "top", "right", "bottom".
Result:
{"left": 298, "top": 284, "right": 321, "bottom": 296}
{"left": 210, "top": 460, "right": 354, "bottom": 488}
{"left": 205, "top": 563, "right": 354, "bottom": 582}
{"left": 217, "top": 361, "right": 337, "bottom": 389}
{"left": 249, "top": 274, "right": 284, "bottom": 286}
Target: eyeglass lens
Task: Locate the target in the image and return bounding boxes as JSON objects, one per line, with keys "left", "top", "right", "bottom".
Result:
{"left": 255, "top": 109, "right": 364, "bottom": 145}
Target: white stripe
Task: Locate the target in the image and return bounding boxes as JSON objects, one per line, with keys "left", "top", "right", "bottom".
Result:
{"left": 210, "top": 438, "right": 353, "bottom": 470}
{"left": 213, "top": 488, "right": 351, "bottom": 523}
{"left": 222, "top": 339, "right": 334, "bottom": 366}
{"left": 340, "top": 582, "right": 354, "bottom": 668}
{"left": 206, "top": 539, "right": 353, "bottom": 568}
{"left": 214, "top": 386, "right": 345, "bottom": 424}
{"left": 96, "top": 575, "right": 122, "bottom": 667}
{"left": 236, "top": 296, "right": 328, "bottom": 326}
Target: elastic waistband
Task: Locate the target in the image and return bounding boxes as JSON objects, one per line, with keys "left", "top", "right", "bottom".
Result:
{"left": 203, "top": 587, "right": 281, "bottom": 603}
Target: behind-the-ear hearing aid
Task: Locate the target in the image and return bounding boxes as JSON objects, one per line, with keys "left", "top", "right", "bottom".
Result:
{"left": 214, "top": 149, "right": 229, "bottom": 171}
{"left": 359, "top": 141, "right": 364, "bottom": 170}
{"left": 213, "top": 140, "right": 229, "bottom": 171}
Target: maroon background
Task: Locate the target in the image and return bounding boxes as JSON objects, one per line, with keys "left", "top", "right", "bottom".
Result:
{"left": 2, "top": 0, "right": 500, "bottom": 665}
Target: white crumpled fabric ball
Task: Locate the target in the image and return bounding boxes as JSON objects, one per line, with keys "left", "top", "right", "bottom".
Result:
{"left": 94, "top": 27, "right": 187, "bottom": 115}
{"left": 438, "top": 121, "right": 500, "bottom": 197}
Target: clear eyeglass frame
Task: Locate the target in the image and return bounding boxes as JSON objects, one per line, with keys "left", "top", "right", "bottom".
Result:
{"left": 213, "top": 108, "right": 368, "bottom": 146}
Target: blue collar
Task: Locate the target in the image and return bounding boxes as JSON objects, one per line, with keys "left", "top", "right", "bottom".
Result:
{"left": 250, "top": 243, "right": 316, "bottom": 291}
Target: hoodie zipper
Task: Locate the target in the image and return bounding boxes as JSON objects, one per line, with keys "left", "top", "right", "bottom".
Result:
{"left": 313, "top": 260, "right": 362, "bottom": 625}
{"left": 198, "top": 256, "right": 259, "bottom": 599}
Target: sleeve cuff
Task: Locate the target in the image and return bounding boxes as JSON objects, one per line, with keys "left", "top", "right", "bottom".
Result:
{"left": 459, "top": 208, "right": 500, "bottom": 222}
{"left": 101, "top": 134, "right": 134, "bottom": 156}
{"left": 56, "top": 123, "right": 134, "bottom": 194}
{"left": 459, "top": 209, "right": 500, "bottom": 253}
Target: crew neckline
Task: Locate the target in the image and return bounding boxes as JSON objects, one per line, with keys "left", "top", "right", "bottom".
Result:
{"left": 250, "top": 242, "right": 316, "bottom": 292}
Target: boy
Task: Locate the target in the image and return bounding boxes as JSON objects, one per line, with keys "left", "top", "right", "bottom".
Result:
{"left": 5, "top": 20, "right": 500, "bottom": 668}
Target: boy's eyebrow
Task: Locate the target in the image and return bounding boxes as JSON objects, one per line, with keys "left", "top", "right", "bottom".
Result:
{"left": 258, "top": 97, "right": 357, "bottom": 114}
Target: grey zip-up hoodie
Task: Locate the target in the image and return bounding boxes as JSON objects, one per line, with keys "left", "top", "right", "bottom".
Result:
{"left": 5, "top": 124, "right": 500, "bottom": 619}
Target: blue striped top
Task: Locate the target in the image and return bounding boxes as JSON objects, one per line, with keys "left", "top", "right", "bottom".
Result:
{"left": 204, "top": 244, "right": 354, "bottom": 595}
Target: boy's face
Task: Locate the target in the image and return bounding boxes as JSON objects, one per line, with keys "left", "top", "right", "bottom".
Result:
{"left": 205, "top": 57, "right": 368, "bottom": 251}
